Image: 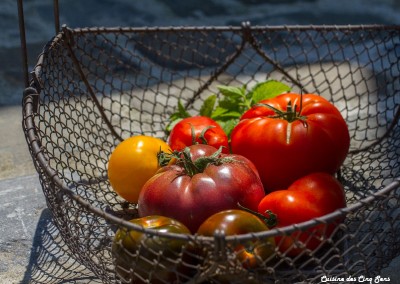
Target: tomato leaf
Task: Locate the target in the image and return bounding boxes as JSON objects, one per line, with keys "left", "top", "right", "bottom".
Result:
{"left": 211, "top": 84, "right": 249, "bottom": 136}
{"left": 210, "top": 106, "right": 228, "bottom": 119}
{"left": 176, "top": 100, "right": 191, "bottom": 118}
{"left": 165, "top": 100, "right": 191, "bottom": 133}
{"left": 249, "top": 80, "right": 291, "bottom": 103}
{"left": 166, "top": 79, "right": 292, "bottom": 138}
{"left": 217, "top": 90, "right": 246, "bottom": 113}
{"left": 211, "top": 107, "right": 241, "bottom": 120}
{"left": 169, "top": 100, "right": 190, "bottom": 121}
{"left": 218, "top": 118, "right": 239, "bottom": 137}
{"left": 165, "top": 118, "right": 183, "bottom": 133}
{"left": 217, "top": 85, "right": 245, "bottom": 99}
{"left": 199, "top": 95, "right": 216, "bottom": 117}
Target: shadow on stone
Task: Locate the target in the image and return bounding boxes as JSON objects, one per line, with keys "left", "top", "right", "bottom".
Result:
{"left": 21, "top": 209, "right": 101, "bottom": 284}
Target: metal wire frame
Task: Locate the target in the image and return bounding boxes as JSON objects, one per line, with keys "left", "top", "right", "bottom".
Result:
{"left": 19, "top": 92, "right": 400, "bottom": 243}
{"left": 18, "top": 0, "right": 60, "bottom": 88}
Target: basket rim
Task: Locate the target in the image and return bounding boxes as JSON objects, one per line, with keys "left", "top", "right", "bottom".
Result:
{"left": 63, "top": 24, "right": 400, "bottom": 33}
{"left": 22, "top": 89, "right": 400, "bottom": 243}
{"left": 30, "top": 23, "right": 400, "bottom": 106}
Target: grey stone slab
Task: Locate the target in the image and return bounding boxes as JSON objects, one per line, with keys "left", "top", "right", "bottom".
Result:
{"left": 0, "top": 175, "right": 100, "bottom": 283}
{"left": 0, "top": 175, "right": 45, "bottom": 248}
{"left": 0, "top": 106, "right": 37, "bottom": 180}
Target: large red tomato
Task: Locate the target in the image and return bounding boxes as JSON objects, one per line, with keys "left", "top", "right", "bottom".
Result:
{"left": 138, "top": 144, "right": 265, "bottom": 233}
{"left": 168, "top": 116, "right": 229, "bottom": 153}
{"left": 230, "top": 93, "right": 350, "bottom": 192}
{"left": 257, "top": 172, "right": 347, "bottom": 256}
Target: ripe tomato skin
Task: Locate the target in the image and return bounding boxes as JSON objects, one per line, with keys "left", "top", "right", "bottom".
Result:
{"left": 138, "top": 144, "right": 265, "bottom": 233}
{"left": 257, "top": 172, "right": 347, "bottom": 257}
{"left": 107, "top": 135, "right": 171, "bottom": 203}
{"left": 112, "top": 215, "right": 193, "bottom": 283}
{"left": 230, "top": 93, "right": 350, "bottom": 192}
{"left": 168, "top": 116, "right": 229, "bottom": 153}
{"left": 197, "top": 209, "right": 275, "bottom": 269}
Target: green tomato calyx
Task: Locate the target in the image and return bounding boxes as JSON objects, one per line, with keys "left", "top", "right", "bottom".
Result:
{"left": 255, "top": 100, "right": 307, "bottom": 123}
{"left": 158, "top": 146, "right": 233, "bottom": 176}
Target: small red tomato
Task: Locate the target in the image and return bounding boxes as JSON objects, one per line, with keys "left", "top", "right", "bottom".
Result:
{"left": 168, "top": 116, "right": 229, "bottom": 153}
{"left": 197, "top": 209, "right": 275, "bottom": 269}
{"left": 257, "top": 172, "right": 346, "bottom": 256}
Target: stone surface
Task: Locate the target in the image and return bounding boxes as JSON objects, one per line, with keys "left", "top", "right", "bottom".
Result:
{"left": 0, "top": 175, "right": 100, "bottom": 284}
{"left": 0, "top": 106, "right": 36, "bottom": 180}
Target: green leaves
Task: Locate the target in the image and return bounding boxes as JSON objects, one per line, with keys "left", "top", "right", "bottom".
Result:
{"left": 171, "top": 100, "right": 191, "bottom": 121}
{"left": 199, "top": 95, "right": 217, "bottom": 117}
{"left": 167, "top": 80, "right": 291, "bottom": 137}
{"left": 250, "top": 80, "right": 291, "bottom": 103}
{"left": 210, "top": 85, "right": 247, "bottom": 137}
{"left": 212, "top": 80, "right": 291, "bottom": 136}
{"left": 217, "top": 85, "right": 246, "bottom": 98}
{"left": 165, "top": 101, "right": 190, "bottom": 132}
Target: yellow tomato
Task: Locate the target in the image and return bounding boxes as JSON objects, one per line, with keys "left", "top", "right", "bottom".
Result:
{"left": 107, "top": 135, "right": 171, "bottom": 203}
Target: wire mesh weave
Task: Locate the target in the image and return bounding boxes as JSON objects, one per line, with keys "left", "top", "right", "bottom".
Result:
{"left": 22, "top": 25, "right": 400, "bottom": 283}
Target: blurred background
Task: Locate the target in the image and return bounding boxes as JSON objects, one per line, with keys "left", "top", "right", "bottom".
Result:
{"left": 1, "top": 0, "right": 400, "bottom": 106}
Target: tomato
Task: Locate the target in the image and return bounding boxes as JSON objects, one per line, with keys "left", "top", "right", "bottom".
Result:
{"left": 257, "top": 172, "right": 347, "bottom": 256}
{"left": 230, "top": 93, "right": 350, "bottom": 192}
{"left": 138, "top": 144, "right": 265, "bottom": 233}
{"left": 197, "top": 209, "right": 275, "bottom": 269}
{"left": 168, "top": 116, "right": 229, "bottom": 153}
{"left": 107, "top": 135, "right": 171, "bottom": 203}
{"left": 112, "top": 215, "right": 193, "bottom": 284}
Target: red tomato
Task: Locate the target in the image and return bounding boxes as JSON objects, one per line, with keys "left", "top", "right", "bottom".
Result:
{"left": 230, "top": 93, "right": 350, "bottom": 192}
{"left": 138, "top": 144, "right": 265, "bottom": 233}
{"left": 197, "top": 209, "right": 275, "bottom": 269}
{"left": 257, "top": 172, "right": 347, "bottom": 256}
{"left": 168, "top": 116, "right": 229, "bottom": 153}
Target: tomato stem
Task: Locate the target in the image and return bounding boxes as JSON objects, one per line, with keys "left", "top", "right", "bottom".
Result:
{"left": 189, "top": 124, "right": 216, "bottom": 146}
{"left": 158, "top": 146, "right": 233, "bottom": 176}
{"left": 255, "top": 95, "right": 307, "bottom": 124}
{"left": 158, "top": 148, "right": 172, "bottom": 167}
{"left": 181, "top": 147, "right": 199, "bottom": 176}
{"left": 237, "top": 203, "right": 277, "bottom": 228}
{"left": 198, "top": 125, "right": 215, "bottom": 145}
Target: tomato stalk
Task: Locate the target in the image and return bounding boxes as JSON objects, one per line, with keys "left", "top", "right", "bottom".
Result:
{"left": 255, "top": 92, "right": 306, "bottom": 124}
{"left": 190, "top": 124, "right": 216, "bottom": 146}
{"left": 255, "top": 100, "right": 307, "bottom": 124}
{"left": 158, "top": 148, "right": 173, "bottom": 167}
{"left": 255, "top": 99, "right": 308, "bottom": 144}
{"left": 158, "top": 146, "right": 235, "bottom": 177}
{"left": 237, "top": 203, "right": 277, "bottom": 228}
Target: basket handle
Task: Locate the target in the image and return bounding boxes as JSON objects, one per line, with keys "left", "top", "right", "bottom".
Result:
{"left": 17, "top": 0, "right": 61, "bottom": 88}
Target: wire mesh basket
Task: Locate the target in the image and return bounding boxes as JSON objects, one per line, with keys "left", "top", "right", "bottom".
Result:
{"left": 22, "top": 24, "right": 400, "bottom": 283}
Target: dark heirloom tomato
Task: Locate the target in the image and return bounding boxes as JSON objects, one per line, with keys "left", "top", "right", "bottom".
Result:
{"left": 257, "top": 173, "right": 347, "bottom": 256}
{"left": 138, "top": 144, "right": 265, "bottom": 233}
{"left": 112, "top": 215, "right": 193, "bottom": 284}
{"left": 230, "top": 93, "right": 350, "bottom": 192}
{"left": 168, "top": 116, "right": 229, "bottom": 153}
{"left": 197, "top": 209, "right": 275, "bottom": 269}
